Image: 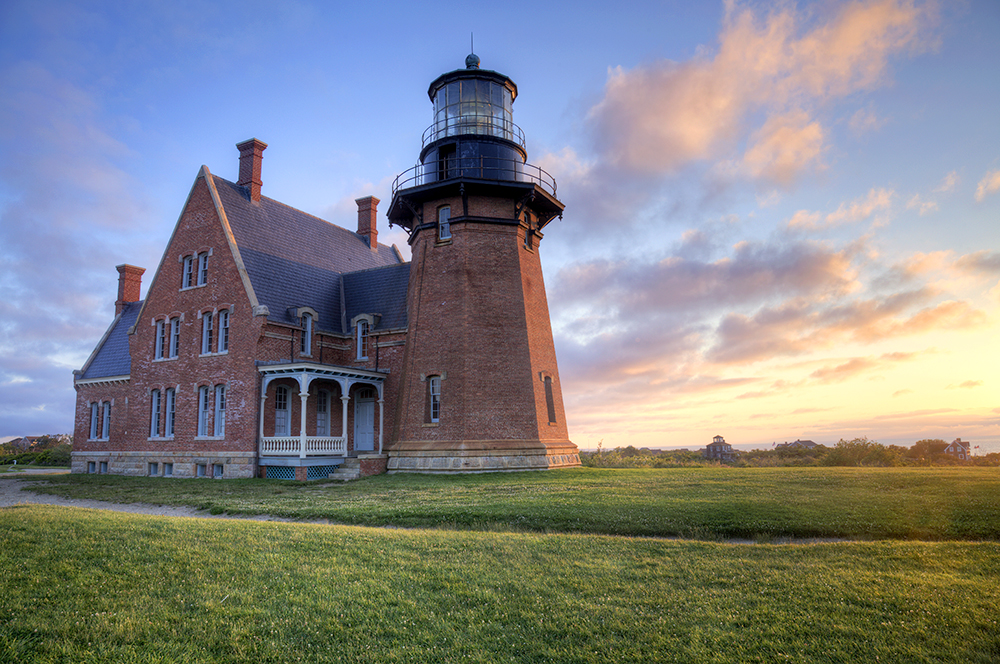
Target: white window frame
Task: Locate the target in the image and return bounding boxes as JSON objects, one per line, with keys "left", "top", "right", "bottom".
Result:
{"left": 356, "top": 320, "right": 369, "bottom": 360}
{"left": 101, "top": 402, "right": 111, "bottom": 440}
{"left": 201, "top": 312, "right": 213, "bottom": 355}
{"left": 218, "top": 309, "right": 229, "bottom": 353}
{"left": 182, "top": 255, "right": 194, "bottom": 288}
{"left": 150, "top": 389, "right": 161, "bottom": 438}
{"left": 169, "top": 317, "right": 180, "bottom": 358}
{"left": 165, "top": 387, "right": 176, "bottom": 438}
{"left": 163, "top": 462, "right": 173, "bottom": 477}
{"left": 301, "top": 313, "right": 312, "bottom": 356}
{"left": 89, "top": 403, "right": 99, "bottom": 439}
{"left": 154, "top": 320, "right": 166, "bottom": 360}
{"left": 214, "top": 385, "right": 226, "bottom": 437}
{"left": 438, "top": 205, "right": 451, "bottom": 241}
{"left": 197, "top": 252, "right": 209, "bottom": 286}
{"left": 429, "top": 376, "right": 441, "bottom": 423}
{"left": 197, "top": 386, "right": 210, "bottom": 437}
{"left": 274, "top": 386, "right": 289, "bottom": 436}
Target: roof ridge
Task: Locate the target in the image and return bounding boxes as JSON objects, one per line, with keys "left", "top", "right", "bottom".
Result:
{"left": 342, "top": 261, "right": 411, "bottom": 276}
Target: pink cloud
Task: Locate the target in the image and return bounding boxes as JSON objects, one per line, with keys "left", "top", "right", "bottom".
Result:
{"left": 975, "top": 169, "right": 1000, "bottom": 202}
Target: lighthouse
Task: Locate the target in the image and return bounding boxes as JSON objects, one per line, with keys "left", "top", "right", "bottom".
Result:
{"left": 386, "top": 54, "right": 580, "bottom": 472}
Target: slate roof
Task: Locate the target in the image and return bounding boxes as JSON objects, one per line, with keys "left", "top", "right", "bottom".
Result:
{"left": 213, "top": 175, "right": 406, "bottom": 333}
{"left": 80, "top": 300, "right": 142, "bottom": 380}
{"left": 343, "top": 262, "right": 411, "bottom": 332}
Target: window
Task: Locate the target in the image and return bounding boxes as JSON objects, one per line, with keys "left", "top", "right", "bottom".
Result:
{"left": 218, "top": 310, "right": 229, "bottom": 353}
{"left": 429, "top": 376, "right": 441, "bottom": 423}
{"left": 89, "top": 403, "right": 99, "bottom": 439}
{"left": 100, "top": 461, "right": 108, "bottom": 474}
{"left": 274, "top": 385, "right": 289, "bottom": 436}
{"left": 438, "top": 206, "right": 451, "bottom": 241}
{"left": 198, "top": 252, "right": 209, "bottom": 286}
{"left": 165, "top": 388, "right": 176, "bottom": 438}
{"left": 163, "top": 462, "right": 173, "bottom": 477}
{"left": 88, "top": 461, "right": 96, "bottom": 474}
{"left": 182, "top": 255, "right": 194, "bottom": 288}
{"left": 148, "top": 462, "right": 158, "bottom": 476}
{"left": 154, "top": 320, "right": 166, "bottom": 360}
{"left": 197, "top": 463, "right": 206, "bottom": 478}
{"left": 523, "top": 212, "right": 533, "bottom": 250}
{"left": 301, "top": 313, "right": 312, "bottom": 355}
{"left": 150, "top": 390, "right": 161, "bottom": 437}
{"left": 197, "top": 386, "right": 210, "bottom": 437}
{"left": 544, "top": 376, "right": 557, "bottom": 424}
{"left": 213, "top": 464, "right": 223, "bottom": 479}
{"left": 169, "top": 317, "right": 180, "bottom": 358}
{"left": 317, "top": 389, "right": 329, "bottom": 436}
{"left": 102, "top": 402, "right": 111, "bottom": 440}
{"left": 214, "top": 385, "right": 226, "bottom": 437}
{"left": 356, "top": 320, "right": 369, "bottom": 360}
{"left": 201, "top": 312, "right": 213, "bottom": 354}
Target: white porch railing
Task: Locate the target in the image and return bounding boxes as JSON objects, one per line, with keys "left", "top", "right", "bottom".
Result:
{"left": 260, "top": 436, "right": 347, "bottom": 456}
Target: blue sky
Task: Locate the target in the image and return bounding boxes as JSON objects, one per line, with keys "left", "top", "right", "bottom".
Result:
{"left": 1, "top": 0, "right": 998, "bottom": 451}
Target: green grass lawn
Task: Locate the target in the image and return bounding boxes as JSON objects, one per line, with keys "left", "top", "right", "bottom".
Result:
{"left": 2, "top": 505, "right": 999, "bottom": 664}
{"left": 19, "top": 466, "right": 1000, "bottom": 540}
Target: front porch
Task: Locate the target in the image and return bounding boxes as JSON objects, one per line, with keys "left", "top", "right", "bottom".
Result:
{"left": 256, "top": 361, "right": 388, "bottom": 479}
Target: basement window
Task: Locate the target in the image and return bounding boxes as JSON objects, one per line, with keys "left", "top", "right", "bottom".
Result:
{"left": 148, "top": 462, "right": 158, "bottom": 476}
{"left": 197, "top": 464, "right": 206, "bottom": 478}
{"left": 163, "top": 463, "right": 173, "bottom": 477}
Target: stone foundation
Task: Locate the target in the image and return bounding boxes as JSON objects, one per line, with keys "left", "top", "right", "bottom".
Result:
{"left": 71, "top": 450, "right": 256, "bottom": 479}
{"left": 386, "top": 440, "right": 580, "bottom": 473}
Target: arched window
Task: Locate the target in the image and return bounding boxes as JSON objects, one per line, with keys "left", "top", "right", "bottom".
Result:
{"left": 89, "top": 403, "right": 99, "bottom": 439}
{"left": 356, "top": 320, "right": 369, "bottom": 360}
{"left": 438, "top": 206, "right": 451, "bottom": 241}
{"left": 150, "top": 390, "right": 161, "bottom": 437}
{"left": 214, "top": 385, "right": 226, "bottom": 437}
{"left": 301, "top": 313, "right": 313, "bottom": 355}
{"left": 197, "top": 386, "right": 210, "bottom": 437}
{"left": 274, "top": 385, "right": 289, "bottom": 436}
{"left": 102, "top": 402, "right": 111, "bottom": 440}
{"left": 165, "top": 388, "right": 176, "bottom": 438}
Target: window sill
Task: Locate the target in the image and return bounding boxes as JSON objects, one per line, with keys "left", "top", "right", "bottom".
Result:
{"left": 146, "top": 436, "right": 174, "bottom": 442}
{"left": 422, "top": 423, "right": 439, "bottom": 428}
{"left": 434, "top": 239, "right": 452, "bottom": 247}
{"left": 153, "top": 357, "right": 178, "bottom": 362}
{"left": 194, "top": 436, "right": 225, "bottom": 441}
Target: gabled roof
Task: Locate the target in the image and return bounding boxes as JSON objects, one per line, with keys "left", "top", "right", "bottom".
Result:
{"left": 211, "top": 175, "right": 404, "bottom": 332}
{"left": 79, "top": 300, "right": 142, "bottom": 380}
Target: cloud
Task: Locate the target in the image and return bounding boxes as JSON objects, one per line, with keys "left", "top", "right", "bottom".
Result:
{"left": 587, "top": 0, "right": 934, "bottom": 185}
{"left": 934, "top": 170, "right": 959, "bottom": 192}
{"left": 954, "top": 250, "right": 1000, "bottom": 275}
{"left": 826, "top": 187, "right": 894, "bottom": 226}
{"left": 849, "top": 105, "right": 887, "bottom": 135}
{"left": 809, "top": 351, "right": 919, "bottom": 384}
{"left": 975, "top": 169, "right": 1000, "bottom": 201}
{"left": 945, "top": 380, "right": 983, "bottom": 389}
{"left": 906, "top": 194, "right": 938, "bottom": 215}
{"left": 742, "top": 110, "right": 825, "bottom": 185}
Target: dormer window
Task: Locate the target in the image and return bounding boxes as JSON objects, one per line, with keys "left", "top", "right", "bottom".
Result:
{"left": 356, "top": 319, "right": 369, "bottom": 360}
{"left": 301, "top": 313, "right": 313, "bottom": 355}
{"left": 438, "top": 206, "right": 451, "bottom": 241}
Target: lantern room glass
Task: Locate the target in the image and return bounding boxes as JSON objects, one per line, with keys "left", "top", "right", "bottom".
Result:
{"left": 432, "top": 79, "right": 513, "bottom": 142}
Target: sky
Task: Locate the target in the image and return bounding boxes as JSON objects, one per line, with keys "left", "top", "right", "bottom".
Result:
{"left": 1, "top": 0, "right": 998, "bottom": 452}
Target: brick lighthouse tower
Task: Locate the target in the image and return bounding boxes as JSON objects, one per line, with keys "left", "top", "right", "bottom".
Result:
{"left": 386, "top": 54, "right": 580, "bottom": 472}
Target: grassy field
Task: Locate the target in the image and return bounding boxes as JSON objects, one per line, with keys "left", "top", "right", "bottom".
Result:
{"left": 2, "top": 504, "right": 999, "bottom": 663}
{"left": 19, "top": 466, "right": 1000, "bottom": 540}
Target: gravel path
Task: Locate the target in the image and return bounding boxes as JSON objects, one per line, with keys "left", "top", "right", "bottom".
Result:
{"left": 0, "top": 476, "right": 313, "bottom": 524}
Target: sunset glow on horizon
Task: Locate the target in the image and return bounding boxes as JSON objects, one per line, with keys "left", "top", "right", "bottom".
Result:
{"left": 1, "top": 1, "right": 997, "bottom": 451}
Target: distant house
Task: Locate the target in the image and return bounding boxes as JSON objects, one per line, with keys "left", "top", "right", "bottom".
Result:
{"left": 777, "top": 439, "right": 819, "bottom": 449}
{"left": 704, "top": 435, "right": 736, "bottom": 461}
{"left": 8, "top": 436, "right": 41, "bottom": 451}
{"left": 943, "top": 438, "right": 970, "bottom": 460}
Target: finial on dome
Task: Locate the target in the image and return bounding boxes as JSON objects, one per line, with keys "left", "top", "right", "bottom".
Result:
{"left": 466, "top": 52, "right": 480, "bottom": 69}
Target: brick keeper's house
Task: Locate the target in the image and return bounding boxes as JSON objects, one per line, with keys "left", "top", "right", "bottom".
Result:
{"left": 73, "top": 54, "right": 580, "bottom": 480}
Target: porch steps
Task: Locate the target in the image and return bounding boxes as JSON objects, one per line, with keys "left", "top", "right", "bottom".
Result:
{"left": 329, "top": 457, "right": 361, "bottom": 481}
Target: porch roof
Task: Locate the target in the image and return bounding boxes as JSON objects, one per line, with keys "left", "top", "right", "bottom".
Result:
{"left": 256, "top": 360, "right": 387, "bottom": 383}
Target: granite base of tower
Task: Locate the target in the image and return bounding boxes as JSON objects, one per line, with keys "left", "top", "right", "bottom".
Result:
{"left": 387, "top": 440, "right": 580, "bottom": 473}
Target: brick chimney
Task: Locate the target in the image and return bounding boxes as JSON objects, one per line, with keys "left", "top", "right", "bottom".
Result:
{"left": 356, "top": 196, "right": 380, "bottom": 250}
{"left": 115, "top": 264, "right": 145, "bottom": 315}
{"left": 236, "top": 138, "right": 268, "bottom": 203}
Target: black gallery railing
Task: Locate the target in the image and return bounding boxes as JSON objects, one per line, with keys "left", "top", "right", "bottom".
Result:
{"left": 392, "top": 156, "right": 558, "bottom": 198}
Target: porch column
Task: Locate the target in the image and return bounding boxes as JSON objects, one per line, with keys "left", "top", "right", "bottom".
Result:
{"left": 298, "top": 390, "right": 309, "bottom": 458}
{"left": 377, "top": 384, "right": 384, "bottom": 454}
{"left": 259, "top": 394, "right": 267, "bottom": 441}
{"left": 340, "top": 395, "right": 350, "bottom": 445}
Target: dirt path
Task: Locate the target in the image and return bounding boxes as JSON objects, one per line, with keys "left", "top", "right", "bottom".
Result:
{"left": 0, "top": 476, "right": 314, "bottom": 524}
